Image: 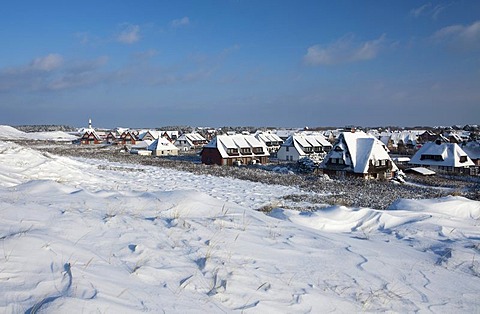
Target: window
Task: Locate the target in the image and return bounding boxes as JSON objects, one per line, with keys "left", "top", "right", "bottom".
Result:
{"left": 286, "top": 146, "right": 290, "bottom": 152}
{"left": 253, "top": 147, "right": 264, "bottom": 154}
{"left": 331, "top": 158, "right": 344, "bottom": 164}
{"left": 227, "top": 148, "right": 239, "bottom": 155}
{"left": 459, "top": 156, "right": 467, "bottom": 163}
{"left": 420, "top": 154, "right": 444, "bottom": 161}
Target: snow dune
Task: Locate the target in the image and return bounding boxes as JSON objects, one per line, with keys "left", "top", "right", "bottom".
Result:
{"left": 0, "top": 125, "right": 77, "bottom": 141}
{"left": 0, "top": 139, "right": 479, "bottom": 312}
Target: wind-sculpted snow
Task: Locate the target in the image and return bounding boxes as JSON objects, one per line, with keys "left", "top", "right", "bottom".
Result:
{"left": 0, "top": 125, "right": 77, "bottom": 141}
{"left": 1, "top": 140, "right": 480, "bottom": 312}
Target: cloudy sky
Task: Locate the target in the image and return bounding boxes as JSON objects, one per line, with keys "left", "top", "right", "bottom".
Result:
{"left": 1, "top": 0, "right": 479, "bottom": 128}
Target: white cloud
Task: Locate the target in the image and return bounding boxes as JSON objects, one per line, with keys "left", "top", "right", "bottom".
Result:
{"left": 0, "top": 55, "right": 110, "bottom": 92}
{"left": 432, "top": 20, "right": 480, "bottom": 50}
{"left": 410, "top": 2, "right": 453, "bottom": 20}
{"left": 30, "top": 54, "right": 64, "bottom": 71}
{"left": 171, "top": 17, "right": 190, "bottom": 28}
{"left": 303, "top": 34, "right": 386, "bottom": 66}
{"left": 117, "top": 24, "right": 141, "bottom": 44}
{"left": 410, "top": 3, "right": 431, "bottom": 18}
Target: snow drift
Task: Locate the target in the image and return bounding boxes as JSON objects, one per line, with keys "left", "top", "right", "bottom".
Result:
{"left": 0, "top": 139, "right": 479, "bottom": 312}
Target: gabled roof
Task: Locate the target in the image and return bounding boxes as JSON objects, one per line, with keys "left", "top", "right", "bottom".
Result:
{"left": 255, "top": 132, "right": 283, "bottom": 143}
{"left": 322, "top": 131, "right": 398, "bottom": 174}
{"left": 175, "top": 133, "right": 207, "bottom": 146}
{"left": 81, "top": 129, "right": 101, "bottom": 140}
{"left": 148, "top": 138, "right": 179, "bottom": 151}
{"left": 138, "top": 130, "right": 161, "bottom": 140}
{"left": 303, "top": 134, "right": 332, "bottom": 148}
{"left": 204, "top": 134, "right": 269, "bottom": 158}
{"left": 409, "top": 142, "right": 475, "bottom": 167}
{"left": 283, "top": 133, "right": 332, "bottom": 148}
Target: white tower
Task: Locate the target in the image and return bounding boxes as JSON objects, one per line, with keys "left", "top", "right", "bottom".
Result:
{"left": 88, "top": 118, "right": 92, "bottom": 129}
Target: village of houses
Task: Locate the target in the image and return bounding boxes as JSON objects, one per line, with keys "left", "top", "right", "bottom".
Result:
{"left": 74, "top": 119, "right": 480, "bottom": 181}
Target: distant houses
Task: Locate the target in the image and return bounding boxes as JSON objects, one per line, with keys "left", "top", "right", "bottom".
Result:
{"left": 80, "top": 130, "right": 101, "bottom": 145}
{"left": 277, "top": 132, "right": 332, "bottom": 162}
{"left": 201, "top": 134, "right": 269, "bottom": 166}
{"left": 320, "top": 131, "right": 398, "bottom": 180}
{"left": 174, "top": 133, "right": 208, "bottom": 151}
{"left": 254, "top": 131, "right": 283, "bottom": 156}
{"left": 378, "top": 130, "right": 419, "bottom": 154}
{"left": 70, "top": 120, "right": 480, "bottom": 177}
{"left": 119, "top": 130, "right": 138, "bottom": 145}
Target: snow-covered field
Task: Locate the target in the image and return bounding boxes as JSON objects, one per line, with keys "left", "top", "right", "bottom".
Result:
{"left": 1, "top": 130, "right": 480, "bottom": 312}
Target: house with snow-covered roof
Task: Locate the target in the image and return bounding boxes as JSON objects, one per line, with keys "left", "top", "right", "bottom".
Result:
{"left": 161, "top": 131, "right": 179, "bottom": 143}
{"left": 418, "top": 130, "right": 438, "bottom": 144}
{"left": 378, "top": 130, "right": 419, "bottom": 154}
{"left": 276, "top": 132, "right": 332, "bottom": 162}
{"left": 409, "top": 140, "right": 474, "bottom": 173}
{"left": 119, "top": 130, "right": 138, "bottom": 145}
{"left": 320, "top": 131, "right": 398, "bottom": 180}
{"left": 138, "top": 130, "right": 161, "bottom": 141}
{"left": 148, "top": 138, "right": 179, "bottom": 156}
{"left": 201, "top": 134, "right": 269, "bottom": 166}
{"left": 461, "top": 141, "right": 480, "bottom": 166}
{"left": 254, "top": 131, "right": 284, "bottom": 156}
{"left": 80, "top": 130, "right": 101, "bottom": 145}
{"left": 174, "top": 133, "right": 208, "bottom": 151}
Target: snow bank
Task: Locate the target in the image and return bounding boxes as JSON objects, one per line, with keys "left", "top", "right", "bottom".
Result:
{"left": 1, "top": 139, "right": 480, "bottom": 312}
{"left": 0, "top": 125, "right": 77, "bottom": 141}
{"left": 389, "top": 196, "right": 480, "bottom": 219}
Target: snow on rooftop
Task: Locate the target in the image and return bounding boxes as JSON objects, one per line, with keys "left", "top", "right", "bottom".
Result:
{"left": 409, "top": 142, "right": 475, "bottom": 168}
{"left": 406, "top": 167, "right": 436, "bottom": 176}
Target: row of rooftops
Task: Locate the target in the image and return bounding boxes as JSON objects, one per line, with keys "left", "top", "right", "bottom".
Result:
{"left": 76, "top": 119, "right": 480, "bottom": 165}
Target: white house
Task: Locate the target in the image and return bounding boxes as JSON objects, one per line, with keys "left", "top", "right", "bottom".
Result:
{"left": 276, "top": 132, "right": 332, "bottom": 162}
{"left": 254, "top": 131, "right": 284, "bottom": 156}
{"left": 320, "top": 131, "right": 398, "bottom": 180}
{"left": 148, "top": 138, "right": 179, "bottom": 156}
{"left": 174, "top": 133, "right": 208, "bottom": 150}
{"left": 409, "top": 140, "right": 474, "bottom": 173}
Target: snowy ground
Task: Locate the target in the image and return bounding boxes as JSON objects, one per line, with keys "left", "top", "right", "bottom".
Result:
{"left": 1, "top": 131, "right": 480, "bottom": 312}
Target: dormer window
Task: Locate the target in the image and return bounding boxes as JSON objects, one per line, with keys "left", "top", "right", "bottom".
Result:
{"left": 227, "top": 148, "right": 239, "bottom": 155}
{"left": 253, "top": 147, "right": 264, "bottom": 154}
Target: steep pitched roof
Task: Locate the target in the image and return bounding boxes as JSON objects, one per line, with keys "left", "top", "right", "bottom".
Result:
{"left": 409, "top": 142, "right": 475, "bottom": 167}
{"left": 138, "top": 130, "right": 161, "bottom": 140}
{"left": 322, "top": 131, "right": 398, "bottom": 174}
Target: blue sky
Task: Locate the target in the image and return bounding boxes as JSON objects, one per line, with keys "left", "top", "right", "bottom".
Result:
{"left": 1, "top": 0, "right": 479, "bottom": 128}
